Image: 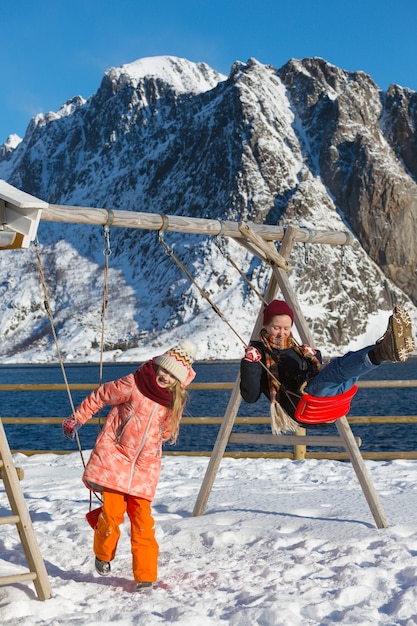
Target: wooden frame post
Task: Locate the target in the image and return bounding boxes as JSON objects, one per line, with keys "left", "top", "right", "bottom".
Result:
{"left": 0, "top": 420, "right": 52, "bottom": 600}
{"left": 193, "top": 227, "right": 389, "bottom": 529}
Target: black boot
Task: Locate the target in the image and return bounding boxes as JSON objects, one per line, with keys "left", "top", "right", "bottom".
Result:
{"left": 135, "top": 581, "right": 153, "bottom": 591}
{"left": 370, "top": 306, "right": 415, "bottom": 364}
{"left": 95, "top": 557, "right": 111, "bottom": 576}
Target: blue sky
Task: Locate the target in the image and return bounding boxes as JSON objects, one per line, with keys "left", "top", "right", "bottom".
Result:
{"left": 1, "top": 0, "right": 417, "bottom": 144}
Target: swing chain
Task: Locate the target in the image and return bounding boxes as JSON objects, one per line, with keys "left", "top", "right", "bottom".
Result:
{"left": 158, "top": 231, "right": 173, "bottom": 256}
{"left": 103, "top": 225, "right": 112, "bottom": 256}
{"left": 303, "top": 228, "right": 314, "bottom": 264}
{"left": 102, "top": 209, "right": 114, "bottom": 256}
{"left": 158, "top": 214, "right": 174, "bottom": 255}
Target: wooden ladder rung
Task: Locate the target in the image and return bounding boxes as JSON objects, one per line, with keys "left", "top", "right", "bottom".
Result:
{"left": 0, "top": 514, "right": 20, "bottom": 525}
{"left": 0, "top": 572, "right": 37, "bottom": 586}
{"left": 0, "top": 460, "right": 24, "bottom": 480}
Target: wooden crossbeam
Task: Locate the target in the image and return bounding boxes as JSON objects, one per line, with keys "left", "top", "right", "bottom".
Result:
{"left": 229, "top": 433, "right": 362, "bottom": 447}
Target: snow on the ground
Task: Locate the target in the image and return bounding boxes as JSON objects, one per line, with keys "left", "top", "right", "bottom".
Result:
{"left": 1, "top": 452, "right": 417, "bottom": 625}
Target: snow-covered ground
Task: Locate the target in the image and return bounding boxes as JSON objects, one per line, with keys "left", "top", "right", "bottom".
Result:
{"left": 1, "top": 451, "right": 417, "bottom": 625}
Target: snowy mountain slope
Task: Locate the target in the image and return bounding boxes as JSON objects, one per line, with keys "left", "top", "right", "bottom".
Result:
{"left": 0, "top": 55, "right": 415, "bottom": 363}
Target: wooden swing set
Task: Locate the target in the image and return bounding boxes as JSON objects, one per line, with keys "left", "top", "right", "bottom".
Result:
{"left": 0, "top": 180, "right": 390, "bottom": 599}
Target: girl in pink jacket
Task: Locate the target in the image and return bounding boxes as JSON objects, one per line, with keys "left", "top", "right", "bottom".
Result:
{"left": 62, "top": 340, "right": 197, "bottom": 592}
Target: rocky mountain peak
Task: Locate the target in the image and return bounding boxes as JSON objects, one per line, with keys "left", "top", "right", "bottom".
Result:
{"left": 0, "top": 55, "right": 415, "bottom": 363}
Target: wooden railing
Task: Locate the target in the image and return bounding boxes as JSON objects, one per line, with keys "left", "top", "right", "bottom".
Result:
{"left": 1, "top": 380, "right": 417, "bottom": 460}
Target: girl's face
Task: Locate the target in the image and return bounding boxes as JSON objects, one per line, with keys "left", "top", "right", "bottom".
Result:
{"left": 155, "top": 366, "right": 178, "bottom": 389}
{"left": 264, "top": 314, "right": 292, "bottom": 339}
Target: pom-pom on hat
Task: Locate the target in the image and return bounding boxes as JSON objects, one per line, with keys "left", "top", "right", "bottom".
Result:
{"left": 263, "top": 300, "right": 294, "bottom": 325}
{"left": 153, "top": 339, "right": 197, "bottom": 385}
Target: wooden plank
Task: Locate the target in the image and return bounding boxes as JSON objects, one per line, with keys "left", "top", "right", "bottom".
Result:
{"left": 3, "top": 414, "right": 417, "bottom": 426}
{"left": 335, "top": 417, "right": 389, "bottom": 528}
{"left": 0, "top": 420, "right": 52, "bottom": 600}
{"left": 192, "top": 275, "right": 281, "bottom": 517}
{"left": 238, "top": 223, "right": 289, "bottom": 270}
{"left": 0, "top": 180, "right": 48, "bottom": 209}
{"left": 0, "top": 515, "right": 20, "bottom": 525}
{"left": 0, "top": 379, "right": 415, "bottom": 392}
{"left": 39, "top": 203, "right": 355, "bottom": 246}
{"left": 0, "top": 572, "right": 37, "bottom": 586}
{"left": 229, "top": 433, "right": 362, "bottom": 447}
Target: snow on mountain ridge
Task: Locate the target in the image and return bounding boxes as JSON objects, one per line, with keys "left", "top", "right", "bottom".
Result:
{"left": 106, "top": 55, "right": 227, "bottom": 95}
{"left": 31, "top": 95, "right": 88, "bottom": 132}
{"left": 4, "top": 133, "right": 22, "bottom": 149}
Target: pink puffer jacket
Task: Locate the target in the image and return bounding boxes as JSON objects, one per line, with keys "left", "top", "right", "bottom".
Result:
{"left": 73, "top": 373, "right": 175, "bottom": 501}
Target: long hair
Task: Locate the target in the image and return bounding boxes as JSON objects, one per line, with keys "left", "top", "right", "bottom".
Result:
{"left": 168, "top": 381, "right": 188, "bottom": 444}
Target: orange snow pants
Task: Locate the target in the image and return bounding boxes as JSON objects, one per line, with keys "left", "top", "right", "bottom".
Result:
{"left": 94, "top": 488, "right": 158, "bottom": 583}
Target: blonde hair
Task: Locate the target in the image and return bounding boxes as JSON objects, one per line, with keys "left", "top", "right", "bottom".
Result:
{"left": 168, "top": 380, "right": 188, "bottom": 444}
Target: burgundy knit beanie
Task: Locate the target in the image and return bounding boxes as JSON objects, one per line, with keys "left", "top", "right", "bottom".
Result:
{"left": 263, "top": 300, "right": 294, "bottom": 325}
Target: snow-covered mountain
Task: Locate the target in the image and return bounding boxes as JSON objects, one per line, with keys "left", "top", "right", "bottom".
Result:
{"left": 0, "top": 55, "right": 416, "bottom": 363}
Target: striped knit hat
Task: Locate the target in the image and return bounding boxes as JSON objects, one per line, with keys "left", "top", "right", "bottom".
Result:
{"left": 153, "top": 339, "right": 197, "bottom": 385}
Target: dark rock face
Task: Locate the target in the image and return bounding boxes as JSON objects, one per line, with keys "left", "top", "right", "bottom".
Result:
{"left": 278, "top": 57, "right": 417, "bottom": 303}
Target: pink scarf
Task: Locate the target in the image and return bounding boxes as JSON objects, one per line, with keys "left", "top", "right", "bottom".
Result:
{"left": 134, "top": 360, "right": 172, "bottom": 407}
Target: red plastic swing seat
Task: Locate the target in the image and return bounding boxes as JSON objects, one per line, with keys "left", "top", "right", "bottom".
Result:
{"left": 294, "top": 385, "right": 358, "bottom": 425}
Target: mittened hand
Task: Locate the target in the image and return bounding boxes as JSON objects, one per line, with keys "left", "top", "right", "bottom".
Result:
{"left": 301, "top": 344, "right": 317, "bottom": 357}
{"left": 244, "top": 346, "right": 262, "bottom": 362}
{"left": 62, "top": 417, "right": 81, "bottom": 440}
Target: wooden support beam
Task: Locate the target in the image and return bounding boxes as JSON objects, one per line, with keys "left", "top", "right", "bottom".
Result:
{"left": 229, "top": 433, "right": 362, "bottom": 447}
{"left": 193, "top": 223, "right": 389, "bottom": 529}
{"left": 0, "top": 420, "right": 51, "bottom": 600}
{"left": 238, "top": 222, "right": 289, "bottom": 269}
{"left": 234, "top": 237, "right": 270, "bottom": 265}
{"left": 335, "top": 417, "right": 389, "bottom": 528}
{"left": 39, "top": 203, "right": 355, "bottom": 246}
{"left": 269, "top": 226, "right": 315, "bottom": 346}
{"left": 192, "top": 275, "right": 281, "bottom": 517}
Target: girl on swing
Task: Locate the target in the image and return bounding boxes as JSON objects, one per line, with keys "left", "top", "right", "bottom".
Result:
{"left": 240, "top": 300, "right": 415, "bottom": 433}
{"left": 62, "top": 340, "right": 197, "bottom": 592}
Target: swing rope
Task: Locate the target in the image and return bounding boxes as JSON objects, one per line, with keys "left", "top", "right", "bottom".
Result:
{"left": 34, "top": 239, "right": 86, "bottom": 468}
{"left": 214, "top": 230, "right": 268, "bottom": 306}
{"left": 158, "top": 226, "right": 303, "bottom": 432}
{"left": 157, "top": 222, "right": 291, "bottom": 387}
{"left": 34, "top": 216, "right": 113, "bottom": 508}
{"left": 157, "top": 222, "right": 355, "bottom": 429}
{"left": 158, "top": 222, "right": 249, "bottom": 350}
{"left": 98, "top": 211, "right": 113, "bottom": 386}
{"left": 157, "top": 221, "right": 296, "bottom": 373}
{"left": 87, "top": 211, "right": 113, "bottom": 512}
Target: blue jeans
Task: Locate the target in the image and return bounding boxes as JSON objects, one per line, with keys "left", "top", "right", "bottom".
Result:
{"left": 305, "top": 346, "right": 379, "bottom": 397}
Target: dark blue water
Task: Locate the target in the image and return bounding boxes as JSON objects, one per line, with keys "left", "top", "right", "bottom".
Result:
{"left": 1, "top": 359, "right": 416, "bottom": 454}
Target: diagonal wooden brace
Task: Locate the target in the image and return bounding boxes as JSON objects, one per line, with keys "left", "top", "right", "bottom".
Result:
{"left": 238, "top": 222, "right": 289, "bottom": 270}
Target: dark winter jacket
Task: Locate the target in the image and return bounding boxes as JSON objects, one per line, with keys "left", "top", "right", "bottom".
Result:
{"left": 240, "top": 341, "right": 323, "bottom": 418}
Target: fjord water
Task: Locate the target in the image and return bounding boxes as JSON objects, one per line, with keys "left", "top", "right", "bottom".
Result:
{"left": 1, "top": 359, "right": 416, "bottom": 455}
